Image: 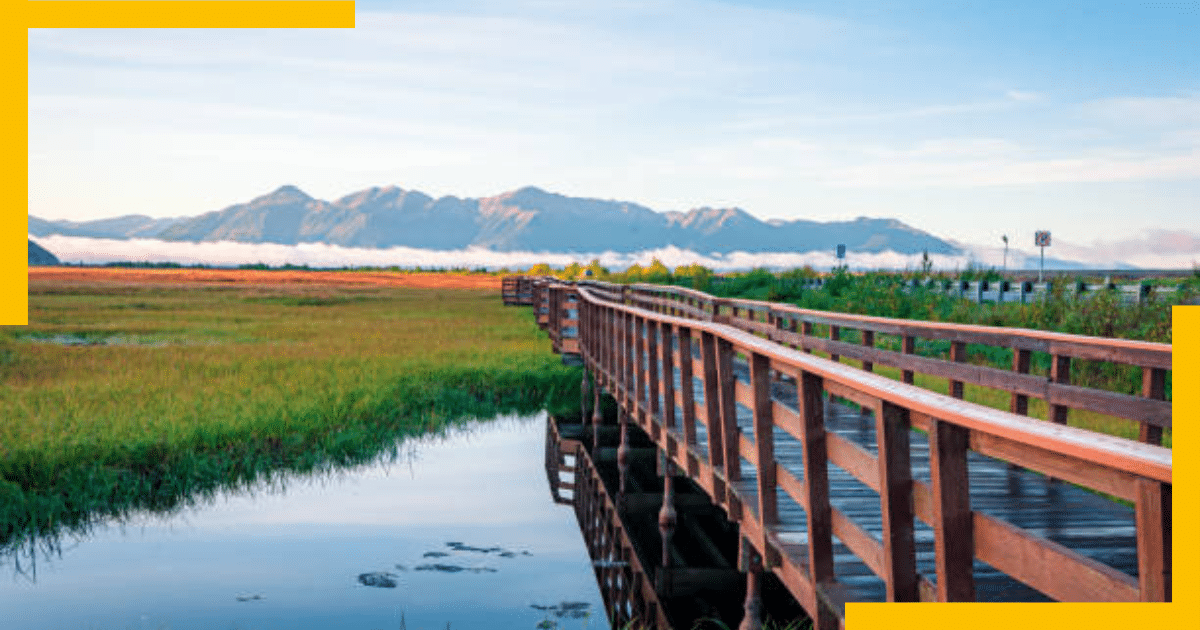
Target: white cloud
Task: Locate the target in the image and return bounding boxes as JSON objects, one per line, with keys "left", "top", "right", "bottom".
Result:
{"left": 32, "top": 235, "right": 969, "bottom": 272}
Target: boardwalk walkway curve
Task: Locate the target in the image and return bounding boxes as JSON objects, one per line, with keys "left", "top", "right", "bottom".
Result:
{"left": 509, "top": 276, "right": 1172, "bottom": 629}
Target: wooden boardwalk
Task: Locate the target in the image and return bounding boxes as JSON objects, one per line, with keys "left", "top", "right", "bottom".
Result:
{"left": 518, "top": 277, "right": 1172, "bottom": 629}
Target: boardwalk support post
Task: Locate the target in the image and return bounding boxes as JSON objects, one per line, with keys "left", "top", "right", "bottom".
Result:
{"left": 739, "top": 543, "right": 763, "bottom": 630}
{"left": 658, "top": 453, "right": 677, "bottom": 595}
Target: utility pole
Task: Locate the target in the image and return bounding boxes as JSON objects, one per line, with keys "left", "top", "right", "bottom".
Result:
{"left": 1002, "top": 234, "right": 1008, "bottom": 272}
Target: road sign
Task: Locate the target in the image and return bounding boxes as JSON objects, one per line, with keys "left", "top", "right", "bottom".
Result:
{"left": 1034, "top": 231, "right": 1051, "bottom": 247}
{"left": 836, "top": 244, "right": 846, "bottom": 259}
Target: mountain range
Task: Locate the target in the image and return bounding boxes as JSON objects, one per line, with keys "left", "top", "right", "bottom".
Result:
{"left": 29, "top": 185, "right": 961, "bottom": 256}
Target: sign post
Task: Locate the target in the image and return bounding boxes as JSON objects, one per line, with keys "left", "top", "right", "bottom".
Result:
{"left": 836, "top": 244, "right": 845, "bottom": 271}
{"left": 1034, "top": 231, "right": 1051, "bottom": 283}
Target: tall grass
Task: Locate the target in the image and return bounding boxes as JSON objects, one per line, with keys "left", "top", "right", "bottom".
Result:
{"left": 1, "top": 279, "right": 580, "bottom": 554}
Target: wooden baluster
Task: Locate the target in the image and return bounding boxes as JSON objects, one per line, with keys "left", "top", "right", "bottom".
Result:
{"left": 797, "top": 371, "right": 837, "bottom": 630}
{"left": 1050, "top": 354, "right": 1070, "bottom": 425}
{"left": 801, "top": 320, "right": 813, "bottom": 354}
{"left": 829, "top": 325, "right": 841, "bottom": 363}
{"left": 749, "top": 352, "right": 778, "bottom": 561}
{"left": 701, "top": 331, "right": 725, "bottom": 498}
{"left": 636, "top": 316, "right": 647, "bottom": 430}
{"left": 1010, "top": 348, "right": 1031, "bottom": 415}
{"left": 661, "top": 322, "right": 677, "bottom": 455}
{"left": 678, "top": 326, "right": 698, "bottom": 475}
{"left": 876, "top": 401, "right": 918, "bottom": 601}
{"left": 617, "top": 406, "right": 630, "bottom": 512}
{"left": 647, "top": 319, "right": 661, "bottom": 439}
{"left": 738, "top": 545, "right": 764, "bottom": 630}
{"left": 949, "top": 341, "right": 966, "bottom": 399}
{"left": 625, "top": 312, "right": 635, "bottom": 406}
{"left": 1136, "top": 479, "right": 1171, "bottom": 601}
{"left": 861, "top": 330, "right": 875, "bottom": 372}
{"left": 901, "top": 335, "right": 916, "bottom": 384}
{"left": 929, "top": 418, "right": 975, "bottom": 601}
{"left": 1140, "top": 367, "right": 1166, "bottom": 445}
{"left": 717, "top": 337, "right": 741, "bottom": 515}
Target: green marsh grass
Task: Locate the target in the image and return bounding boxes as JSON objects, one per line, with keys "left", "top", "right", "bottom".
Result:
{"left": 1, "top": 279, "right": 580, "bottom": 554}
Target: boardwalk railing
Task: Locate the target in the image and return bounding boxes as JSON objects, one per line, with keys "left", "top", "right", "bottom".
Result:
{"left": 518, "top": 276, "right": 1172, "bottom": 628}
{"left": 617, "top": 282, "right": 1172, "bottom": 446}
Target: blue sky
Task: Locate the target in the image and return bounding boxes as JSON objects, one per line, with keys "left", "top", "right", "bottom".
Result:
{"left": 27, "top": 0, "right": 1200, "bottom": 265}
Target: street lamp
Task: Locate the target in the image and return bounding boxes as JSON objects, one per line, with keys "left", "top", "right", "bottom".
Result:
{"left": 1002, "top": 234, "right": 1008, "bottom": 272}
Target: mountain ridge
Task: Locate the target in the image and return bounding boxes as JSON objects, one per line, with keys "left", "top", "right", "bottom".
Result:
{"left": 29, "top": 184, "right": 961, "bottom": 256}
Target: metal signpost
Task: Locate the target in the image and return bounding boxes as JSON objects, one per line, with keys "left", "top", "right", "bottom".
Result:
{"left": 1034, "top": 231, "right": 1051, "bottom": 282}
{"left": 836, "top": 244, "right": 845, "bottom": 271}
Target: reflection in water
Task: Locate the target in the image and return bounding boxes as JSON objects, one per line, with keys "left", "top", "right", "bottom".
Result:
{"left": 1, "top": 413, "right": 604, "bottom": 630}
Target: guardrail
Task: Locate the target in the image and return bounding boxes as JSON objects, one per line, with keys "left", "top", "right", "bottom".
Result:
{"left": 516, "top": 276, "right": 1172, "bottom": 627}
{"left": 706, "top": 275, "right": 1192, "bottom": 305}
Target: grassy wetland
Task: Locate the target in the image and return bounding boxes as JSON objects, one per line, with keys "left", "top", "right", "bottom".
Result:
{"left": 1, "top": 268, "right": 580, "bottom": 557}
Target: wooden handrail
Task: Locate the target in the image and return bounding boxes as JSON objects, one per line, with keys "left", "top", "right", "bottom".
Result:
{"left": 579, "top": 285, "right": 1171, "bottom": 483}
{"left": 569, "top": 279, "right": 1172, "bottom": 445}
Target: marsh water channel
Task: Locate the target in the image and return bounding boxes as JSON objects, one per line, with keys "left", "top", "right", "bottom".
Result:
{"left": 1, "top": 414, "right": 605, "bottom": 630}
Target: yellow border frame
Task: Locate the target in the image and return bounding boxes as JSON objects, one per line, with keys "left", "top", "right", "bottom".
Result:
{"left": 6, "top": 2, "right": 1195, "bottom": 629}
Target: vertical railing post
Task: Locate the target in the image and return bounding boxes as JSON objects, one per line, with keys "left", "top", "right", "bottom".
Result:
{"left": 876, "top": 401, "right": 918, "bottom": 601}
{"left": 949, "top": 341, "right": 966, "bottom": 399}
{"left": 801, "top": 320, "right": 813, "bottom": 354}
{"left": 618, "top": 405, "right": 630, "bottom": 511}
{"left": 861, "top": 329, "right": 875, "bottom": 372}
{"left": 628, "top": 312, "right": 638, "bottom": 405}
{"left": 797, "top": 371, "right": 837, "bottom": 630}
{"left": 1136, "top": 479, "right": 1171, "bottom": 601}
{"left": 1050, "top": 354, "right": 1071, "bottom": 425}
{"left": 716, "top": 338, "right": 741, "bottom": 515}
{"left": 929, "top": 418, "right": 975, "bottom": 601}
{"left": 701, "top": 331, "right": 726, "bottom": 498}
{"left": 678, "top": 326, "right": 698, "bottom": 474}
{"left": 829, "top": 325, "right": 841, "bottom": 363}
{"left": 901, "top": 335, "right": 916, "bottom": 384}
{"left": 635, "top": 316, "right": 647, "bottom": 430}
{"left": 647, "top": 319, "right": 661, "bottom": 439}
{"left": 1010, "top": 348, "right": 1031, "bottom": 415}
{"left": 661, "top": 322, "right": 677, "bottom": 451}
{"left": 750, "top": 352, "right": 779, "bottom": 564}
{"left": 1140, "top": 367, "right": 1166, "bottom": 445}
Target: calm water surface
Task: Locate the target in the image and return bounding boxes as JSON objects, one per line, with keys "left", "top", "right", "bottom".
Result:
{"left": 1, "top": 414, "right": 604, "bottom": 630}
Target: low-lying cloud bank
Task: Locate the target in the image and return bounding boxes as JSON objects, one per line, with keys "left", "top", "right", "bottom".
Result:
{"left": 28, "top": 233, "right": 1199, "bottom": 272}
{"left": 32, "top": 235, "right": 968, "bottom": 272}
